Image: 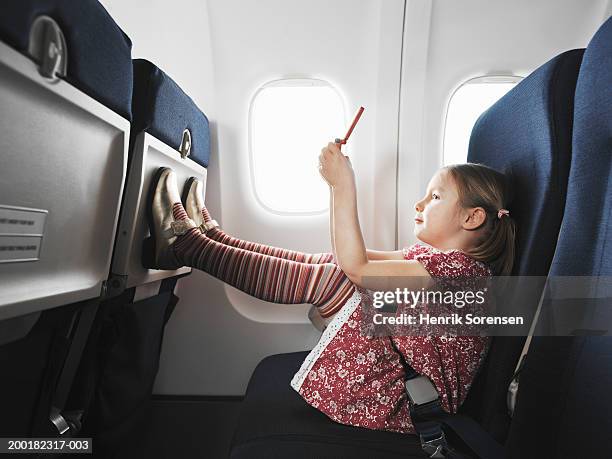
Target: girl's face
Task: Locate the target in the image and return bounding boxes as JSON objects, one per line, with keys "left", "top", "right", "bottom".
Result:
{"left": 413, "top": 169, "right": 464, "bottom": 249}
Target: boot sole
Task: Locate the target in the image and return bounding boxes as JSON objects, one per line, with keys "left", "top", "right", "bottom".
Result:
{"left": 181, "top": 176, "right": 206, "bottom": 231}
{"left": 182, "top": 176, "right": 197, "bottom": 207}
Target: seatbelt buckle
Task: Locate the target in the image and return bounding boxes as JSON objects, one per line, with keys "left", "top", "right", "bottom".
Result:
{"left": 49, "top": 407, "right": 71, "bottom": 436}
{"left": 507, "top": 377, "right": 519, "bottom": 417}
{"left": 420, "top": 431, "right": 448, "bottom": 458}
{"left": 405, "top": 375, "right": 439, "bottom": 406}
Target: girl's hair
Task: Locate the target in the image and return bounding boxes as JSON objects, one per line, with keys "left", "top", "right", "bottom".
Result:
{"left": 444, "top": 163, "right": 516, "bottom": 275}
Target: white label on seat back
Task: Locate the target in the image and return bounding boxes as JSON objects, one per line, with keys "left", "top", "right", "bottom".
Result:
{"left": 0, "top": 205, "right": 47, "bottom": 235}
{"left": 0, "top": 235, "right": 43, "bottom": 262}
{"left": 0, "top": 206, "right": 47, "bottom": 263}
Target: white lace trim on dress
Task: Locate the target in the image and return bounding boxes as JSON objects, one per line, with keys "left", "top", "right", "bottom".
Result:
{"left": 290, "top": 289, "right": 362, "bottom": 392}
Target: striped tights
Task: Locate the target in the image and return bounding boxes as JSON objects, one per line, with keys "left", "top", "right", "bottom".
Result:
{"left": 172, "top": 204, "right": 355, "bottom": 318}
{"left": 200, "top": 206, "right": 336, "bottom": 264}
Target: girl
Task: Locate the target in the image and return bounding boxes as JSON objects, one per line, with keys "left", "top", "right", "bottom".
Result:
{"left": 143, "top": 141, "right": 515, "bottom": 433}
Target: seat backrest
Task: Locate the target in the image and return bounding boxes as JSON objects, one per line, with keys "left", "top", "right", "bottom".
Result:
{"left": 0, "top": 0, "right": 132, "bottom": 438}
{"left": 131, "top": 59, "right": 211, "bottom": 167}
{"left": 81, "top": 59, "right": 212, "bottom": 452}
{"left": 0, "top": 0, "right": 132, "bottom": 320}
{"left": 507, "top": 16, "right": 612, "bottom": 459}
{"left": 461, "top": 48, "right": 584, "bottom": 442}
{"left": 111, "top": 59, "right": 211, "bottom": 290}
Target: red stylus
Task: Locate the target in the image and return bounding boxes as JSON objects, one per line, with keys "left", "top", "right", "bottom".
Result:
{"left": 335, "top": 106, "right": 365, "bottom": 145}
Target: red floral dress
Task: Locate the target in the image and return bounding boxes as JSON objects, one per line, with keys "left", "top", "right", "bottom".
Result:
{"left": 290, "top": 243, "right": 492, "bottom": 434}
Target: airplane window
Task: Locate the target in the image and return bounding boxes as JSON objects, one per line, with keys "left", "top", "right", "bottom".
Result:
{"left": 443, "top": 76, "right": 522, "bottom": 165}
{"left": 249, "top": 79, "right": 346, "bottom": 214}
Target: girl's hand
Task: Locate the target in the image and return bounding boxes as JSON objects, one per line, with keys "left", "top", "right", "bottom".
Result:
{"left": 318, "top": 142, "right": 355, "bottom": 190}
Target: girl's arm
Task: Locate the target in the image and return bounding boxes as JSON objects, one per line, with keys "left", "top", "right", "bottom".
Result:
{"left": 330, "top": 188, "right": 401, "bottom": 261}
{"left": 331, "top": 193, "right": 400, "bottom": 260}
{"left": 366, "top": 249, "right": 405, "bottom": 260}
{"left": 332, "top": 185, "right": 429, "bottom": 288}
{"left": 329, "top": 188, "right": 337, "bottom": 261}
{"left": 319, "top": 142, "right": 429, "bottom": 289}
{"left": 326, "top": 145, "right": 401, "bottom": 263}
{"left": 331, "top": 183, "right": 366, "bottom": 272}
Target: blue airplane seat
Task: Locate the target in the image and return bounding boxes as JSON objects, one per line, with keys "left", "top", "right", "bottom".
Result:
{"left": 231, "top": 351, "right": 425, "bottom": 458}
{"left": 0, "top": 0, "right": 132, "bottom": 439}
{"left": 0, "top": 0, "right": 133, "bottom": 319}
{"left": 461, "top": 47, "right": 584, "bottom": 442}
{"left": 0, "top": 0, "right": 133, "bottom": 320}
{"left": 229, "top": 49, "right": 584, "bottom": 457}
{"left": 507, "top": 15, "right": 612, "bottom": 459}
{"left": 109, "top": 59, "right": 212, "bottom": 290}
{"left": 78, "top": 59, "right": 212, "bottom": 456}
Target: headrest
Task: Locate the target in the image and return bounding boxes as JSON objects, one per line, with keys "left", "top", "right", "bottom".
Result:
{"left": 0, "top": 0, "right": 133, "bottom": 120}
{"left": 551, "top": 16, "right": 612, "bottom": 276}
{"left": 467, "top": 49, "right": 584, "bottom": 276}
{"left": 132, "top": 59, "right": 211, "bottom": 168}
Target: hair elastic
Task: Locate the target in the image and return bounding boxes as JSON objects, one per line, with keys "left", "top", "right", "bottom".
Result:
{"left": 497, "top": 209, "right": 510, "bottom": 219}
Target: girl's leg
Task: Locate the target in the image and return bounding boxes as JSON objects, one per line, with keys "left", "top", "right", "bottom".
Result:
{"left": 186, "top": 178, "right": 335, "bottom": 264}
{"left": 173, "top": 204, "right": 353, "bottom": 318}
{"left": 205, "top": 219, "right": 334, "bottom": 264}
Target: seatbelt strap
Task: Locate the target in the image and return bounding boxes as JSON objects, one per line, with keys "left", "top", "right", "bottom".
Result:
{"left": 441, "top": 415, "right": 507, "bottom": 459}
{"left": 49, "top": 298, "right": 100, "bottom": 436}
{"left": 391, "top": 339, "right": 504, "bottom": 458}
{"left": 406, "top": 379, "right": 504, "bottom": 459}
{"left": 507, "top": 277, "right": 549, "bottom": 417}
{"left": 45, "top": 274, "right": 182, "bottom": 437}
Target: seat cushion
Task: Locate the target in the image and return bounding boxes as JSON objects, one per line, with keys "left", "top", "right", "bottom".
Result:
{"left": 0, "top": 0, "right": 133, "bottom": 120}
{"left": 230, "top": 352, "right": 425, "bottom": 459}
{"left": 132, "top": 59, "right": 211, "bottom": 168}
